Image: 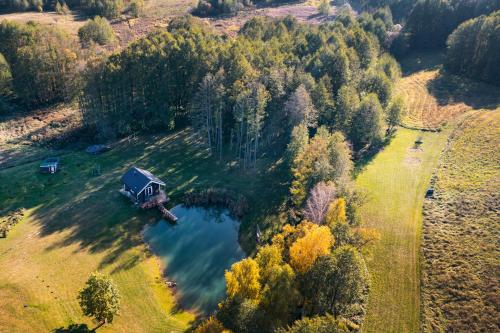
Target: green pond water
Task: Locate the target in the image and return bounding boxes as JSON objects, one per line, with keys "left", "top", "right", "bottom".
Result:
{"left": 142, "top": 205, "right": 245, "bottom": 314}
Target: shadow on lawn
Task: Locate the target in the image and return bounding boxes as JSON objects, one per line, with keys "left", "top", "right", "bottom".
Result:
{"left": 354, "top": 132, "right": 397, "bottom": 176}
{"left": 427, "top": 71, "right": 500, "bottom": 110}
{"left": 18, "top": 128, "right": 287, "bottom": 271}
{"left": 52, "top": 323, "right": 91, "bottom": 333}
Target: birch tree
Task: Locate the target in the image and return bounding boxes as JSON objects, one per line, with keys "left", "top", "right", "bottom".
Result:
{"left": 190, "top": 71, "right": 225, "bottom": 158}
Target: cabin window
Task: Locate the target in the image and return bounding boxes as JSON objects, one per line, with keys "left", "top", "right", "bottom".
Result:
{"left": 145, "top": 186, "right": 153, "bottom": 196}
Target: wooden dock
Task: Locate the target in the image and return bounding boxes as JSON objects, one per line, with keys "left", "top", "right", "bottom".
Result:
{"left": 157, "top": 203, "right": 178, "bottom": 223}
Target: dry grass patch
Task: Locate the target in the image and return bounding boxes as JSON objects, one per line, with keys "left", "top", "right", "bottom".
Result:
{"left": 0, "top": 104, "right": 81, "bottom": 146}
{"left": 397, "top": 70, "right": 499, "bottom": 130}
{"left": 421, "top": 110, "right": 500, "bottom": 332}
{"left": 0, "top": 11, "right": 86, "bottom": 36}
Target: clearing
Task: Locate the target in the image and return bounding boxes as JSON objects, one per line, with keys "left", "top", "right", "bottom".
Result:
{"left": 357, "top": 126, "right": 454, "bottom": 333}
{"left": 0, "top": 11, "right": 86, "bottom": 36}
{"left": 0, "top": 128, "right": 288, "bottom": 332}
{"left": 421, "top": 110, "right": 500, "bottom": 332}
{"left": 358, "top": 52, "right": 499, "bottom": 332}
{"left": 209, "top": 3, "right": 340, "bottom": 36}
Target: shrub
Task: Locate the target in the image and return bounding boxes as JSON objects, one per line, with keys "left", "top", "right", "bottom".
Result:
{"left": 128, "top": 0, "right": 144, "bottom": 17}
{"left": 80, "top": 0, "right": 124, "bottom": 18}
{"left": 78, "top": 16, "right": 115, "bottom": 46}
{"left": 318, "top": 0, "right": 330, "bottom": 15}
{"left": 0, "top": 53, "right": 12, "bottom": 96}
{"left": 183, "top": 188, "right": 249, "bottom": 217}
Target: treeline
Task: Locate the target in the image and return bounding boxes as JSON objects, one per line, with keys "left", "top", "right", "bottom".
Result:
{"left": 81, "top": 15, "right": 403, "bottom": 166}
{"left": 193, "top": 0, "right": 292, "bottom": 17}
{"left": 392, "top": 0, "right": 500, "bottom": 56}
{"left": 445, "top": 11, "right": 500, "bottom": 85}
{"left": 349, "top": 0, "right": 418, "bottom": 23}
{"left": 0, "top": 20, "right": 80, "bottom": 109}
{"left": 0, "top": 0, "right": 144, "bottom": 19}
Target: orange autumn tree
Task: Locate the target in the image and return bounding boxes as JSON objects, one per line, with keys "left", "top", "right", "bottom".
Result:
{"left": 289, "top": 222, "right": 334, "bottom": 274}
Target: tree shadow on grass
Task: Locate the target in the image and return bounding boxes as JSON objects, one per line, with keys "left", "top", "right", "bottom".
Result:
{"left": 10, "top": 128, "right": 288, "bottom": 272}
{"left": 52, "top": 323, "right": 91, "bottom": 333}
{"left": 399, "top": 50, "right": 445, "bottom": 76}
{"left": 427, "top": 71, "right": 500, "bottom": 110}
{"left": 354, "top": 131, "right": 397, "bottom": 177}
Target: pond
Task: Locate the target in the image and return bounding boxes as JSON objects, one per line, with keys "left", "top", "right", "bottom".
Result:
{"left": 142, "top": 205, "right": 246, "bottom": 315}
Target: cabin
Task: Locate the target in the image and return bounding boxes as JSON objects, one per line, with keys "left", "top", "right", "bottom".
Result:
{"left": 120, "top": 167, "right": 166, "bottom": 204}
{"left": 39, "top": 157, "right": 60, "bottom": 174}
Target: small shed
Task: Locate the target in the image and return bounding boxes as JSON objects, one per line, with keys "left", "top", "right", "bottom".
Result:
{"left": 85, "top": 144, "right": 111, "bottom": 155}
{"left": 120, "top": 167, "right": 166, "bottom": 204}
{"left": 39, "top": 157, "right": 60, "bottom": 174}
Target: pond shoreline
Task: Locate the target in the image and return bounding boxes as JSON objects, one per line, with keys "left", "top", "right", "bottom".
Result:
{"left": 140, "top": 227, "right": 203, "bottom": 319}
{"left": 141, "top": 205, "right": 246, "bottom": 317}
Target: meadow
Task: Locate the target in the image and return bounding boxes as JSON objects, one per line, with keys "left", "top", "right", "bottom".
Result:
{"left": 421, "top": 110, "right": 499, "bottom": 332}
{"left": 0, "top": 129, "right": 289, "bottom": 332}
{"left": 356, "top": 126, "right": 453, "bottom": 332}
{"left": 358, "top": 52, "right": 499, "bottom": 332}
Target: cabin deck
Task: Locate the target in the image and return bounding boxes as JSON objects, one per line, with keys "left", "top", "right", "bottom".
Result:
{"left": 140, "top": 190, "right": 169, "bottom": 209}
{"left": 119, "top": 188, "right": 177, "bottom": 222}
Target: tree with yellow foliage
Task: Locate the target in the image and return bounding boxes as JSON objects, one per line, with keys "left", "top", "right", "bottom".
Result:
{"left": 352, "top": 227, "right": 381, "bottom": 250}
{"left": 289, "top": 224, "right": 334, "bottom": 274}
{"left": 325, "top": 197, "right": 350, "bottom": 246}
{"left": 225, "top": 258, "right": 261, "bottom": 301}
{"left": 260, "top": 263, "right": 298, "bottom": 329}
{"left": 255, "top": 244, "right": 283, "bottom": 283}
{"left": 325, "top": 198, "right": 347, "bottom": 227}
{"left": 194, "top": 316, "right": 230, "bottom": 333}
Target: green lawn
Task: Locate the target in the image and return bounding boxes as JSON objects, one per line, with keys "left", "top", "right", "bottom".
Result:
{"left": 0, "top": 128, "right": 288, "bottom": 332}
{"left": 356, "top": 127, "right": 454, "bottom": 333}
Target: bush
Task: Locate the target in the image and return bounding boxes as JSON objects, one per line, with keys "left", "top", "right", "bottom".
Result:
{"left": 80, "top": 0, "right": 124, "bottom": 18}
{"left": 183, "top": 188, "right": 248, "bottom": 217}
{"left": 128, "top": 0, "right": 144, "bottom": 18}
{"left": 318, "top": 0, "right": 330, "bottom": 15}
{"left": 0, "top": 53, "right": 12, "bottom": 96}
{"left": 78, "top": 16, "right": 115, "bottom": 46}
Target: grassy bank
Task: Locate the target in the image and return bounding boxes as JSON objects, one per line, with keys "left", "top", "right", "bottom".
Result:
{"left": 0, "top": 128, "right": 288, "bottom": 332}
{"left": 421, "top": 110, "right": 499, "bottom": 332}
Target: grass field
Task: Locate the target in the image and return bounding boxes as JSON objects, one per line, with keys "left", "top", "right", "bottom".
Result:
{"left": 357, "top": 126, "right": 454, "bottom": 333}
{"left": 0, "top": 128, "right": 288, "bottom": 332}
{"left": 358, "top": 51, "right": 500, "bottom": 332}
{"left": 0, "top": 11, "right": 86, "bottom": 36}
{"left": 421, "top": 110, "right": 499, "bottom": 332}
{"left": 396, "top": 52, "right": 500, "bottom": 130}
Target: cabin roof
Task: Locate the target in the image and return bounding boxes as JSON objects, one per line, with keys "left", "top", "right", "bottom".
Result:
{"left": 121, "top": 167, "right": 165, "bottom": 194}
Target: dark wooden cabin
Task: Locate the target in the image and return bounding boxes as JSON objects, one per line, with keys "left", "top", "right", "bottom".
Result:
{"left": 120, "top": 167, "right": 166, "bottom": 204}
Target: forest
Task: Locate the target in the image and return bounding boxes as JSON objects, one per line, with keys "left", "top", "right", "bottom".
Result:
{"left": 0, "top": 0, "right": 142, "bottom": 18}
{"left": 0, "top": 0, "right": 499, "bottom": 332}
